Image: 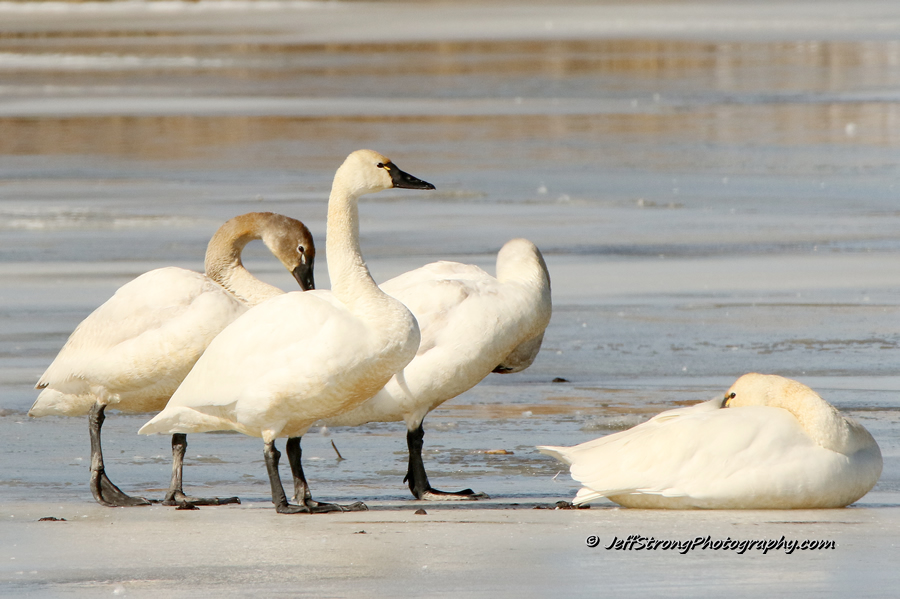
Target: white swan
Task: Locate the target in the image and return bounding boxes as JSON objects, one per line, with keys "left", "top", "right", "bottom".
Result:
{"left": 325, "top": 239, "right": 552, "bottom": 500}
{"left": 140, "top": 149, "right": 434, "bottom": 514}
{"left": 539, "top": 373, "right": 882, "bottom": 509}
{"left": 30, "top": 212, "right": 316, "bottom": 507}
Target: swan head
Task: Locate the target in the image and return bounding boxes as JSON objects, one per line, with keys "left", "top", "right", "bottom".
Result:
{"left": 206, "top": 212, "right": 316, "bottom": 291}
{"left": 335, "top": 149, "right": 435, "bottom": 198}
{"left": 722, "top": 373, "right": 815, "bottom": 409}
{"left": 259, "top": 213, "right": 317, "bottom": 291}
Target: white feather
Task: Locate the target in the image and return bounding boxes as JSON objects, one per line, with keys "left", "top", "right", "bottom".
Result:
{"left": 140, "top": 150, "right": 425, "bottom": 445}
{"left": 326, "top": 238, "right": 552, "bottom": 430}
{"left": 30, "top": 212, "right": 315, "bottom": 418}
{"left": 539, "top": 374, "right": 882, "bottom": 509}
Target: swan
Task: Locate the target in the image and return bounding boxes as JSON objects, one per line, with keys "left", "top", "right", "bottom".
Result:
{"left": 324, "top": 239, "right": 552, "bottom": 500}
{"left": 139, "top": 149, "right": 434, "bottom": 514}
{"left": 30, "top": 212, "right": 316, "bottom": 508}
{"left": 538, "top": 373, "right": 883, "bottom": 509}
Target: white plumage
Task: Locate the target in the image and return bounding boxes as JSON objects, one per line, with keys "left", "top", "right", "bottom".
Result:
{"left": 32, "top": 268, "right": 248, "bottom": 417}
{"left": 539, "top": 373, "right": 882, "bottom": 509}
{"left": 30, "top": 212, "right": 315, "bottom": 507}
{"left": 140, "top": 149, "right": 435, "bottom": 514}
{"left": 326, "top": 239, "right": 552, "bottom": 499}
{"left": 138, "top": 286, "right": 414, "bottom": 440}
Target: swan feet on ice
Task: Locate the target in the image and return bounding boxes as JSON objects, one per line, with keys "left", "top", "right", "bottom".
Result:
{"left": 267, "top": 438, "right": 367, "bottom": 514}
{"left": 90, "top": 470, "right": 154, "bottom": 507}
{"left": 417, "top": 487, "right": 490, "bottom": 502}
{"left": 88, "top": 402, "right": 153, "bottom": 507}
{"left": 404, "top": 423, "right": 490, "bottom": 501}
{"left": 160, "top": 433, "right": 241, "bottom": 508}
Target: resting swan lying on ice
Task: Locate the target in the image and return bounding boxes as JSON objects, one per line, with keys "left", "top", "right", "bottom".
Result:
{"left": 539, "top": 373, "right": 882, "bottom": 509}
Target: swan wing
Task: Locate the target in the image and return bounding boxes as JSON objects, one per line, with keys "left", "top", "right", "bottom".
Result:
{"left": 540, "top": 401, "right": 811, "bottom": 500}
{"left": 381, "top": 262, "right": 495, "bottom": 355}
{"left": 139, "top": 290, "right": 386, "bottom": 436}
{"left": 389, "top": 263, "right": 533, "bottom": 397}
{"left": 31, "top": 267, "right": 246, "bottom": 416}
{"left": 328, "top": 260, "right": 546, "bottom": 427}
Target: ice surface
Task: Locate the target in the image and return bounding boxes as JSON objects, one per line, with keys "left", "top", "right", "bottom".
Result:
{"left": 1, "top": 1, "right": 899, "bottom": 597}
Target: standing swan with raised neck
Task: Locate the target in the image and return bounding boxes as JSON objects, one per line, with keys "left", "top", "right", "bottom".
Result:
{"left": 30, "top": 211, "right": 316, "bottom": 508}
{"left": 140, "top": 150, "right": 436, "bottom": 514}
{"left": 539, "top": 373, "right": 882, "bottom": 509}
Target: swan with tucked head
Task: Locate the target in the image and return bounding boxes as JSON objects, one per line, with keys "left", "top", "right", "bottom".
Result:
{"left": 325, "top": 237, "right": 551, "bottom": 500}
{"left": 140, "top": 150, "right": 435, "bottom": 514}
{"left": 539, "top": 373, "right": 882, "bottom": 509}
{"left": 30, "top": 212, "right": 316, "bottom": 508}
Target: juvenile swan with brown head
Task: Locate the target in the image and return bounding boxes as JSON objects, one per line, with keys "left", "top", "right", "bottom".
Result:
{"left": 31, "top": 212, "right": 316, "bottom": 507}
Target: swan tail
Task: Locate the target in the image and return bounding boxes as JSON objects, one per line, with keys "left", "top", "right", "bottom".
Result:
{"left": 139, "top": 405, "right": 240, "bottom": 436}
{"left": 536, "top": 445, "right": 574, "bottom": 465}
{"left": 29, "top": 388, "right": 95, "bottom": 418}
{"left": 573, "top": 487, "right": 605, "bottom": 505}
{"left": 539, "top": 445, "right": 607, "bottom": 505}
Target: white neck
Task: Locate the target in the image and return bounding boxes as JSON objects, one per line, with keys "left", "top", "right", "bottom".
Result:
{"left": 321, "top": 160, "right": 420, "bottom": 383}
{"left": 774, "top": 389, "right": 859, "bottom": 454}
{"left": 496, "top": 240, "right": 552, "bottom": 324}
{"left": 325, "top": 177, "right": 381, "bottom": 306}
{"left": 496, "top": 240, "right": 551, "bottom": 289}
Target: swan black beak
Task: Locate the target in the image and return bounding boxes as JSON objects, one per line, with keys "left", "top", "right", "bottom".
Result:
{"left": 721, "top": 392, "right": 736, "bottom": 408}
{"left": 292, "top": 261, "right": 315, "bottom": 291}
{"left": 386, "top": 162, "right": 435, "bottom": 190}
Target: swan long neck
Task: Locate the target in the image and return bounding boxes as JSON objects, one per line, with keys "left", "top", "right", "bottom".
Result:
{"left": 326, "top": 179, "right": 381, "bottom": 305}
{"left": 495, "top": 241, "right": 552, "bottom": 334}
{"left": 496, "top": 240, "right": 551, "bottom": 291}
{"left": 204, "top": 215, "right": 284, "bottom": 306}
{"left": 772, "top": 387, "right": 857, "bottom": 454}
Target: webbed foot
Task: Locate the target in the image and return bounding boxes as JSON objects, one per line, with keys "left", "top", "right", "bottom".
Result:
{"left": 91, "top": 471, "right": 153, "bottom": 507}
{"left": 419, "top": 487, "right": 490, "bottom": 501}
{"left": 162, "top": 489, "right": 241, "bottom": 508}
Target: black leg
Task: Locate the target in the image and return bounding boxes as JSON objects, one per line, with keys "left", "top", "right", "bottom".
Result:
{"left": 285, "top": 437, "right": 367, "bottom": 513}
{"left": 87, "top": 402, "right": 151, "bottom": 507}
{"left": 264, "top": 440, "right": 307, "bottom": 513}
{"left": 286, "top": 436, "right": 312, "bottom": 504}
{"left": 404, "top": 422, "right": 489, "bottom": 501}
{"left": 162, "top": 433, "right": 240, "bottom": 507}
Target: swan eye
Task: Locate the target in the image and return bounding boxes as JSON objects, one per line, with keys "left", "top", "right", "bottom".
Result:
{"left": 722, "top": 392, "right": 736, "bottom": 408}
{"left": 376, "top": 162, "right": 391, "bottom": 171}
{"left": 297, "top": 245, "right": 305, "bottom": 254}
{"left": 376, "top": 162, "right": 385, "bottom": 169}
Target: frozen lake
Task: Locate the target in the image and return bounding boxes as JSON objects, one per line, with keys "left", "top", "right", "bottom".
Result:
{"left": 1, "top": 1, "right": 899, "bottom": 596}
